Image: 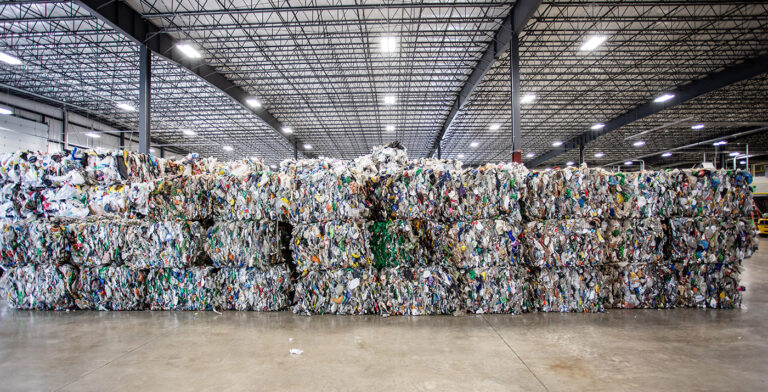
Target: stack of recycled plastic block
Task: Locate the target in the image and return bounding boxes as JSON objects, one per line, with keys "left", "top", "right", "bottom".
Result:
{"left": 0, "top": 150, "right": 292, "bottom": 311}
{"left": 286, "top": 157, "right": 379, "bottom": 315}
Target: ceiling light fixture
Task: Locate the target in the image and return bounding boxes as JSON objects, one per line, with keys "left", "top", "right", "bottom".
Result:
{"left": 691, "top": 123, "right": 705, "bottom": 130}
{"left": 654, "top": 93, "right": 675, "bottom": 103}
{"left": 380, "top": 36, "right": 398, "bottom": 53}
{"left": 713, "top": 140, "right": 727, "bottom": 146}
{"left": 591, "top": 123, "right": 605, "bottom": 130}
{"left": 117, "top": 103, "right": 135, "bottom": 112}
{"left": 594, "top": 152, "right": 605, "bottom": 158}
{"left": 383, "top": 95, "right": 396, "bottom": 105}
{"left": 526, "top": 152, "right": 535, "bottom": 158}
{"left": 633, "top": 140, "right": 646, "bottom": 147}
{"left": 729, "top": 152, "right": 740, "bottom": 157}
{"left": 282, "top": 127, "right": 293, "bottom": 134}
{"left": 580, "top": 35, "right": 607, "bottom": 51}
{"left": 223, "top": 145, "right": 233, "bottom": 151}
{"left": 470, "top": 141, "right": 479, "bottom": 148}
{"left": 740, "top": 160, "right": 746, "bottom": 165}
{"left": 385, "top": 125, "right": 395, "bottom": 132}
{"left": 304, "top": 144, "right": 312, "bottom": 150}
{"left": 489, "top": 123, "right": 501, "bottom": 131}
{"left": 521, "top": 93, "right": 536, "bottom": 104}
{"left": 0, "top": 51, "right": 22, "bottom": 65}
{"left": 566, "top": 161, "right": 575, "bottom": 166}
{"left": 458, "top": 154, "right": 465, "bottom": 159}
{"left": 182, "top": 129, "right": 197, "bottom": 136}
{"left": 176, "top": 43, "right": 202, "bottom": 59}
{"left": 245, "top": 98, "right": 261, "bottom": 108}
{"left": 661, "top": 152, "right": 672, "bottom": 157}
{"left": 270, "top": 164, "right": 277, "bottom": 169}
{"left": 85, "top": 132, "right": 100, "bottom": 138}
{"left": 552, "top": 140, "right": 563, "bottom": 147}
{"left": 0, "top": 106, "right": 12, "bottom": 115}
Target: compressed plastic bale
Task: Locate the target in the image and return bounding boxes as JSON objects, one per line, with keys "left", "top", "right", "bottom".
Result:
{"left": 441, "top": 166, "right": 500, "bottom": 221}
{"left": 674, "top": 262, "right": 743, "bottom": 309}
{"left": 441, "top": 218, "right": 523, "bottom": 269}
{"left": 40, "top": 184, "right": 90, "bottom": 219}
{"left": 210, "top": 168, "right": 285, "bottom": 221}
{"left": 148, "top": 175, "right": 214, "bottom": 220}
{"left": 0, "top": 219, "right": 71, "bottom": 266}
{"left": 667, "top": 217, "right": 754, "bottom": 264}
{"left": 73, "top": 266, "right": 147, "bottom": 310}
{"left": 69, "top": 219, "right": 124, "bottom": 267}
{"left": 523, "top": 219, "right": 606, "bottom": 267}
{"left": 368, "top": 158, "right": 459, "bottom": 221}
{"left": 378, "top": 265, "right": 460, "bottom": 316}
{"left": 122, "top": 220, "right": 205, "bottom": 269}
{"left": 522, "top": 166, "right": 610, "bottom": 220}
{"left": 144, "top": 267, "right": 222, "bottom": 310}
{"left": 604, "top": 218, "right": 666, "bottom": 265}
{"left": 82, "top": 150, "right": 163, "bottom": 185}
{"left": 290, "top": 220, "right": 373, "bottom": 271}
{"left": 460, "top": 266, "right": 534, "bottom": 314}
{"left": 0, "top": 264, "right": 76, "bottom": 310}
{"left": 205, "top": 220, "right": 281, "bottom": 268}
{"left": 162, "top": 153, "right": 219, "bottom": 177}
{"left": 662, "top": 169, "right": 753, "bottom": 218}
{"left": 292, "top": 267, "right": 380, "bottom": 315}
{"left": 283, "top": 158, "right": 369, "bottom": 224}
{"left": 0, "top": 151, "right": 84, "bottom": 189}
{"left": 355, "top": 142, "right": 409, "bottom": 177}
{"left": 494, "top": 162, "right": 528, "bottom": 218}
{"left": 534, "top": 267, "right": 605, "bottom": 312}
{"left": 627, "top": 171, "right": 669, "bottom": 218}
{"left": 602, "top": 263, "right": 677, "bottom": 309}
{"left": 368, "top": 220, "right": 436, "bottom": 268}
{"left": 215, "top": 265, "right": 293, "bottom": 311}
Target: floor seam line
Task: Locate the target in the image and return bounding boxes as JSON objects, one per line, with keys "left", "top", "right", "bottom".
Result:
{"left": 482, "top": 315, "right": 551, "bottom": 392}
{"left": 53, "top": 329, "right": 164, "bottom": 391}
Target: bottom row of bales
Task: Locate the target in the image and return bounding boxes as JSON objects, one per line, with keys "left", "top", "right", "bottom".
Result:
{"left": 1, "top": 262, "right": 742, "bottom": 314}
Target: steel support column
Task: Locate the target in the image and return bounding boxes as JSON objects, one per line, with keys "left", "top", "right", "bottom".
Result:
{"left": 579, "top": 143, "right": 584, "bottom": 165}
{"left": 138, "top": 44, "right": 150, "bottom": 154}
{"left": 510, "top": 34, "right": 521, "bottom": 152}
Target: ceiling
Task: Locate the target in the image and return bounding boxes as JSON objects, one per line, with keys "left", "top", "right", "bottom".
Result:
{"left": 0, "top": 0, "right": 767, "bottom": 167}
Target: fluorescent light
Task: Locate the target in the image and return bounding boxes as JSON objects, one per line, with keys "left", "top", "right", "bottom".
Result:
{"left": 526, "top": 152, "right": 535, "bottom": 158}
{"left": 385, "top": 125, "right": 395, "bottom": 132}
{"left": 740, "top": 160, "right": 746, "bottom": 165}
{"left": 0, "top": 51, "right": 22, "bottom": 65}
{"left": 729, "top": 152, "right": 739, "bottom": 157}
{"left": 594, "top": 152, "right": 605, "bottom": 158}
{"left": 318, "top": 155, "right": 326, "bottom": 159}
{"left": 270, "top": 164, "right": 277, "bottom": 169}
{"left": 182, "top": 129, "right": 197, "bottom": 136}
{"left": 458, "top": 154, "right": 465, "bottom": 159}
{"left": 303, "top": 144, "right": 312, "bottom": 150}
{"left": 661, "top": 152, "right": 672, "bottom": 158}
{"left": 580, "top": 35, "right": 607, "bottom": 51}
{"left": 691, "top": 124, "right": 705, "bottom": 130}
{"left": 0, "top": 106, "right": 12, "bottom": 115}
{"left": 245, "top": 98, "right": 261, "bottom": 108}
{"left": 489, "top": 123, "right": 501, "bottom": 131}
{"left": 380, "top": 36, "right": 398, "bottom": 53}
{"left": 624, "top": 161, "right": 633, "bottom": 166}
{"left": 117, "top": 103, "right": 135, "bottom": 112}
{"left": 176, "top": 43, "right": 202, "bottom": 59}
{"left": 470, "top": 141, "right": 479, "bottom": 148}
{"left": 552, "top": 140, "right": 563, "bottom": 147}
{"left": 223, "top": 145, "right": 233, "bottom": 151}
{"left": 632, "top": 140, "right": 646, "bottom": 147}
{"left": 383, "top": 95, "right": 396, "bottom": 105}
{"left": 654, "top": 93, "right": 675, "bottom": 103}
{"left": 545, "top": 167, "right": 552, "bottom": 171}
{"left": 282, "top": 127, "right": 293, "bottom": 134}
{"left": 521, "top": 93, "right": 536, "bottom": 104}
{"left": 713, "top": 140, "right": 727, "bottom": 146}
{"left": 149, "top": 148, "right": 156, "bottom": 153}
{"left": 566, "top": 161, "right": 575, "bottom": 166}
{"left": 591, "top": 123, "right": 605, "bottom": 130}
{"left": 85, "top": 132, "right": 100, "bottom": 138}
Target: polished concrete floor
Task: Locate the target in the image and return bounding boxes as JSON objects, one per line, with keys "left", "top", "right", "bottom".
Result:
{"left": 1, "top": 240, "right": 767, "bottom": 391}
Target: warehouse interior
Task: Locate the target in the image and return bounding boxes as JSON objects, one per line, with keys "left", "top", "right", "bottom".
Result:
{"left": 0, "top": 1, "right": 767, "bottom": 391}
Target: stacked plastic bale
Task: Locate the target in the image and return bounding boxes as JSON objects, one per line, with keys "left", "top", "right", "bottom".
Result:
{"left": 522, "top": 166, "right": 610, "bottom": 312}
{"left": 205, "top": 158, "right": 293, "bottom": 312}
{"left": 436, "top": 163, "right": 533, "bottom": 314}
{"left": 286, "top": 157, "right": 379, "bottom": 315}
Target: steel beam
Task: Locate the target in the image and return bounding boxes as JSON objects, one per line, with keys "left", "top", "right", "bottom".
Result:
{"left": 138, "top": 44, "right": 150, "bottom": 154}
{"left": 74, "top": 0, "right": 303, "bottom": 157}
{"left": 527, "top": 52, "right": 768, "bottom": 167}
{"left": 427, "top": 0, "right": 540, "bottom": 157}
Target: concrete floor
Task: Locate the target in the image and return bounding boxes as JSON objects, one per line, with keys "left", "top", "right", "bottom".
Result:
{"left": 1, "top": 240, "right": 766, "bottom": 391}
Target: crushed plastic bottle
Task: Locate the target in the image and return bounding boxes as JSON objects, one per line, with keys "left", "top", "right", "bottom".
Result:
{"left": 205, "top": 220, "right": 282, "bottom": 268}
{"left": 215, "top": 265, "right": 293, "bottom": 311}
{"left": 292, "top": 267, "right": 380, "bottom": 315}
{"left": 378, "top": 265, "right": 460, "bottom": 315}
{"left": 534, "top": 266, "right": 605, "bottom": 312}
{"left": 460, "top": 265, "right": 534, "bottom": 314}
{"left": 291, "top": 220, "right": 373, "bottom": 272}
